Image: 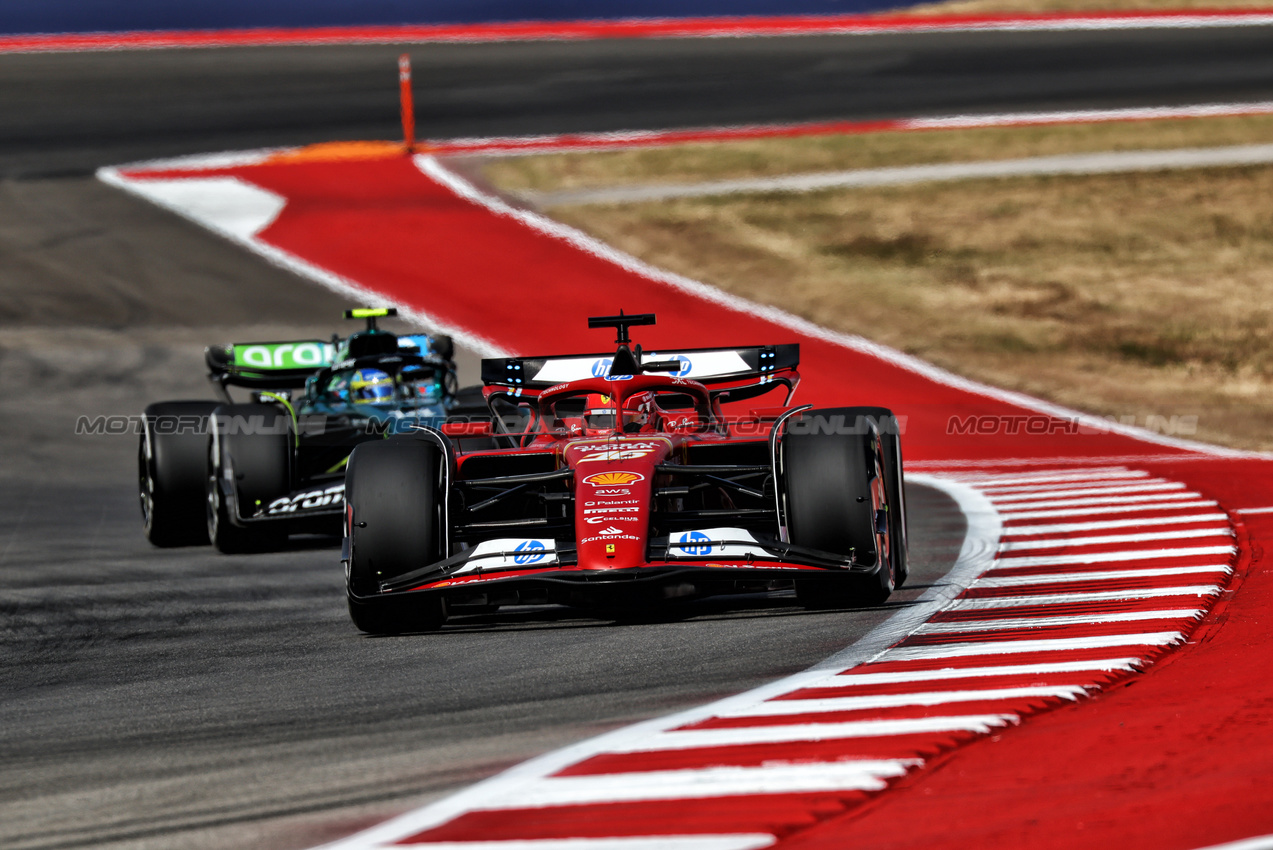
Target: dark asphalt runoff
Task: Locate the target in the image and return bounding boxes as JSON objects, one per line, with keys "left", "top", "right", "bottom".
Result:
{"left": 4, "top": 24, "right": 1267, "bottom": 850}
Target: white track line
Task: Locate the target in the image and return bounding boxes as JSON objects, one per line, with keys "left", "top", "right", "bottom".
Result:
{"left": 719, "top": 686, "right": 1088, "bottom": 716}
{"left": 402, "top": 837, "right": 777, "bottom": 850}
{"left": 948, "top": 586, "right": 1222, "bottom": 609}
{"left": 949, "top": 470, "right": 1148, "bottom": 487}
{"left": 976, "top": 476, "right": 1165, "bottom": 494}
{"left": 881, "top": 633, "right": 1183, "bottom": 661}
{"left": 1000, "top": 500, "right": 1218, "bottom": 521}
{"left": 827, "top": 658, "right": 1145, "bottom": 685}
{"left": 1192, "top": 834, "right": 1273, "bottom": 850}
{"left": 975, "top": 565, "right": 1233, "bottom": 588}
{"left": 988, "top": 482, "right": 1185, "bottom": 502}
{"left": 522, "top": 144, "right": 1273, "bottom": 206}
{"left": 992, "top": 545, "right": 1236, "bottom": 569}
{"left": 608, "top": 716, "right": 1018, "bottom": 752}
{"left": 917, "top": 609, "right": 1204, "bottom": 633}
{"left": 1002, "top": 513, "right": 1229, "bottom": 535}
{"left": 999, "top": 527, "right": 1232, "bottom": 550}
{"left": 995, "top": 494, "right": 1204, "bottom": 512}
{"left": 488, "top": 761, "right": 920, "bottom": 807}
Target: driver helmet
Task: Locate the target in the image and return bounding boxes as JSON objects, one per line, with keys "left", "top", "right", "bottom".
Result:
{"left": 621, "top": 391, "right": 656, "bottom": 432}
{"left": 350, "top": 368, "right": 394, "bottom": 405}
{"left": 583, "top": 393, "right": 616, "bottom": 434}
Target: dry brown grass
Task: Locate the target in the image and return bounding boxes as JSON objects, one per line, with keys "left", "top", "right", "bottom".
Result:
{"left": 481, "top": 115, "right": 1273, "bottom": 194}
{"left": 899, "top": 0, "right": 1273, "bottom": 15}
{"left": 523, "top": 166, "right": 1273, "bottom": 451}
{"left": 478, "top": 117, "right": 1273, "bottom": 451}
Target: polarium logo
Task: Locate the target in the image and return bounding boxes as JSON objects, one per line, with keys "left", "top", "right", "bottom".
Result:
{"left": 513, "top": 540, "right": 547, "bottom": 565}
{"left": 675, "top": 531, "right": 713, "bottom": 556}
{"left": 591, "top": 358, "right": 632, "bottom": 381}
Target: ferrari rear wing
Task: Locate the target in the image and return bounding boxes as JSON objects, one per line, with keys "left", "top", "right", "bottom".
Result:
{"left": 481, "top": 344, "right": 799, "bottom": 391}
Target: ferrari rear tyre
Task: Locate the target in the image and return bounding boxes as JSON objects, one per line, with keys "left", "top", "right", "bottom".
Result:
{"left": 783, "top": 409, "right": 893, "bottom": 609}
{"left": 344, "top": 437, "right": 447, "bottom": 634}
{"left": 207, "top": 403, "right": 291, "bottom": 554}
{"left": 139, "top": 401, "right": 219, "bottom": 547}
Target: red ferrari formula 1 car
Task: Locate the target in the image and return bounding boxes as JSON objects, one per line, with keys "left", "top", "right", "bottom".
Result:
{"left": 342, "top": 312, "right": 907, "bottom": 634}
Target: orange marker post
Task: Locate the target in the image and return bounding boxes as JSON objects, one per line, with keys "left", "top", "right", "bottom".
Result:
{"left": 399, "top": 53, "right": 415, "bottom": 153}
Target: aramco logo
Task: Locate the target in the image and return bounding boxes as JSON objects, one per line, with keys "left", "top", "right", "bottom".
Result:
{"left": 513, "top": 540, "right": 547, "bottom": 565}
{"left": 675, "top": 531, "right": 713, "bottom": 556}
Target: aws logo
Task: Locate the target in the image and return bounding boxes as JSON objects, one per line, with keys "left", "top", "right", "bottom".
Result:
{"left": 582, "top": 471, "right": 646, "bottom": 487}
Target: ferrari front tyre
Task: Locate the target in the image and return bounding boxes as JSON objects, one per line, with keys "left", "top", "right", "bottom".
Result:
{"left": 139, "top": 401, "right": 219, "bottom": 547}
{"left": 206, "top": 403, "right": 291, "bottom": 554}
{"left": 782, "top": 409, "right": 893, "bottom": 609}
{"left": 344, "top": 437, "right": 447, "bottom": 634}
{"left": 837, "top": 406, "right": 908, "bottom": 588}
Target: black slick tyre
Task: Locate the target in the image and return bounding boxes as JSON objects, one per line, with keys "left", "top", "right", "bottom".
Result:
{"left": 344, "top": 437, "right": 447, "bottom": 634}
{"left": 782, "top": 408, "right": 893, "bottom": 609}
{"left": 837, "top": 406, "right": 909, "bottom": 588}
{"left": 139, "top": 401, "right": 219, "bottom": 547}
{"left": 206, "top": 403, "right": 291, "bottom": 554}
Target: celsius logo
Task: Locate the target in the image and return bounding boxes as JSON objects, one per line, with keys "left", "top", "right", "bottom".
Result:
{"left": 583, "top": 471, "right": 645, "bottom": 487}
{"left": 513, "top": 540, "right": 547, "bottom": 565}
{"left": 675, "top": 531, "right": 713, "bottom": 556}
{"left": 591, "top": 358, "right": 632, "bottom": 381}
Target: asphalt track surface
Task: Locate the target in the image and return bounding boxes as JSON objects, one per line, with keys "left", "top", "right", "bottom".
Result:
{"left": 2, "top": 26, "right": 1271, "bottom": 850}
{"left": 3, "top": 27, "right": 1273, "bottom": 177}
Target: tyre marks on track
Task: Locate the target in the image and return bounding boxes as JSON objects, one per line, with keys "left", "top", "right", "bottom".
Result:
{"left": 313, "top": 465, "right": 1234, "bottom": 848}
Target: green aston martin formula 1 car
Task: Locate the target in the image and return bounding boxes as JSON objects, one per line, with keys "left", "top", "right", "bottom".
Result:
{"left": 139, "top": 308, "right": 484, "bottom": 553}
